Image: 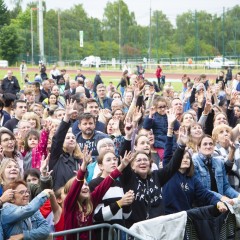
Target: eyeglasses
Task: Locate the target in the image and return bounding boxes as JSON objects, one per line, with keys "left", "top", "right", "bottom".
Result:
{"left": 1, "top": 138, "right": 15, "bottom": 143}
{"left": 158, "top": 105, "right": 166, "bottom": 109}
{"left": 135, "top": 158, "right": 149, "bottom": 163}
{"left": 16, "top": 189, "right": 30, "bottom": 195}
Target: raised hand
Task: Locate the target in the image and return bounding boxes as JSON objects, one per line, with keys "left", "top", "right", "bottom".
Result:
{"left": 132, "top": 107, "right": 143, "bottom": 124}
{"left": 229, "top": 91, "right": 238, "bottom": 106}
{"left": 40, "top": 154, "right": 52, "bottom": 177}
{"left": 124, "top": 117, "right": 134, "bottom": 139}
{"left": 81, "top": 145, "right": 92, "bottom": 171}
{"left": 177, "top": 126, "right": 189, "bottom": 146}
{"left": 99, "top": 109, "right": 112, "bottom": 120}
{"left": 42, "top": 119, "right": 52, "bottom": 132}
{"left": 166, "top": 108, "right": 177, "bottom": 127}
{"left": 203, "top": 98, "right": 212, "bottom": 115}
{"left": 64, "top": 99, "right": 77, "bottom": 122}
{"left": 118, "top": 151, "right": 133, "bottom": 172}
{"left": 133, "top": 85, "right": 143, "bottom": 99}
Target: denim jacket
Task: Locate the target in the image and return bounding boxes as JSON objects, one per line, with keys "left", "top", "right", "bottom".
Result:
{"left": 1, "top": 191, "right": 50, "bottom": 239}
{"left": 192, "top": 153, "right": 239, "bottom": 199}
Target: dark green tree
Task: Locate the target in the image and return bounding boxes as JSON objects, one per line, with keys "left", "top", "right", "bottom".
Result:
{"left": 0, "top": 24, "right": 21, "bottom": 64}
{"left": 0, "top": 0, "right": 10, "bottom": 27}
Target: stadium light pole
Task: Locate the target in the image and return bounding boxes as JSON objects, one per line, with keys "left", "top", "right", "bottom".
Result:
{"left": 31, "top": 7, "right": 37, "bottom": 65}
{"left": 38, "top": 0, "right": 44, "bottom": 62}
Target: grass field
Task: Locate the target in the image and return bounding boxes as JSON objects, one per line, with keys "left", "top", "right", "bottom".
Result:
{"left": 1, "top": 64, "right": 232, "bottom": 93}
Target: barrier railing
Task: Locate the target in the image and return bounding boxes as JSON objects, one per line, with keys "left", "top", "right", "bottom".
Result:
{"left": 109, "top": 224, "right": 145, "bottom": 240}
{"left": 50, "top": 213, "right": 240, "bottom": 240}
{"left": 50, "top": 223, "right": 111, "bottom": 240}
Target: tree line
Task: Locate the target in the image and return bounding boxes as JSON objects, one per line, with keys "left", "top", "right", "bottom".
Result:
{"left": 0, "top": 0, "right": 240, "bottom": 65}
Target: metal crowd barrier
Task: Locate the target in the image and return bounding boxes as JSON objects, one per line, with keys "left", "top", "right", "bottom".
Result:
{"left": 50, "top": 223, "right": 144, "bottom": 240}
{"left": 50, "top": 223, "right": 111, "bottom": 240}
{"left": 50, "top": 214, "right": 240, "bottom": 240}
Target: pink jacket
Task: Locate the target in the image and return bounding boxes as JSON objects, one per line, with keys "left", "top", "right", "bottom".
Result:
{"left": 22, "top": 130, "right": 49, "bottom": 170}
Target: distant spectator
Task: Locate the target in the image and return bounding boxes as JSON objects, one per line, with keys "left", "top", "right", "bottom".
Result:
{"left": 1, "top": 70, "right": 20, "bottom": 95}
{"left": 93, "top": 71, "right": 103, "bottom": 95}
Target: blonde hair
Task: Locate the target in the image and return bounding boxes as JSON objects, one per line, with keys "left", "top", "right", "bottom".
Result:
{"left": 63, "top": 140, "right": 83, "bottom": 159}
{"left": 64, "top": 177, "right": 93, "bottom": 216}
{"left": 22, "top": 112, "right": 41, "bottom": 130}
{"left": 0, "top": 158, "right": 21, "bottom": 185}
{"left": 186, "top": 122, "right": 203, "bottom": 153}
{"left": 212, "top": 124, "right": 232, "bottom": 144}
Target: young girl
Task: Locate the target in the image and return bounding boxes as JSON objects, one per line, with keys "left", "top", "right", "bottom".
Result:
{"left": 143, "top": 97, "right": 178, "bottom": 161}
{"left": 89, "top": 150, "right": 134, "bottom": 238}
{"left": 64, "top": 148, "right": 133, "bottom": 240}
{"left": 22, "top": 122, "right": 50, "bottom": 170}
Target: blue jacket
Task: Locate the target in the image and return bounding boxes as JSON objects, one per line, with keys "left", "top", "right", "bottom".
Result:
{"left": 143, "top": 113, "right": 179, "bottom": 148}
{"left": 72, "top": 119, "right": 105, "bottom": 136}
{"left": 192, "top": 153, "right": 239, "bottom": 199}
{"left": 162, "top": 136, "right": 220, "bottom": 214}
{"left": 95, "top": 97, "right": 113, "bottom": 110}
{"left": 163, "top": 172, "right": 220, "bottom": 214}
{"left": 1, "top": 191, "right": 50, "bottom": 239}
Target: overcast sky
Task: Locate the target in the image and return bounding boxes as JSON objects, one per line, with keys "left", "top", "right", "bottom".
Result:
{"left": 5, "top": 0, "right": 240, "bottom": 25}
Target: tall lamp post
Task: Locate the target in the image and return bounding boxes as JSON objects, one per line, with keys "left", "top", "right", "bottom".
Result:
{"left": 149, "top": 0, "right": 152, "bottom": 65}
{"left": 119, "top": 0, "right": 121, "bottom": 69}
{"left": 31, "top": 7, "right": 37, "bottom": 65}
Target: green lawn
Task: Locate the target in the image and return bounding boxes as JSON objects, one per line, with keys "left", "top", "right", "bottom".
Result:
{"left": 0, "top": 67, "right": 186, "bottom": 92}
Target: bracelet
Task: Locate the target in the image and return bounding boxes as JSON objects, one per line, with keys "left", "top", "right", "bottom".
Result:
{"left": 177, "top": 143, "right": 186, "bottom": 149}
{"left": 116, "top": 200, "right": 122, "bottom": 208}
{"left": 76, "top": 177, "right": 84, "bottom": 182}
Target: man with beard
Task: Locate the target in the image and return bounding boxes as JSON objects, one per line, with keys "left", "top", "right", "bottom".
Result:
{"left": 76, "top": 113, "right": 108, "bottom": 160}
{"left": 72, "top": 99, "right": 105, "bottom": 135}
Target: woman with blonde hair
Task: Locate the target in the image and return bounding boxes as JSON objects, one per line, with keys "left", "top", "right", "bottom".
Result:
{"left": 186, "top": 122, "right": 204, "bottom": 155}
{"left": 64, "top": 147, "right": 133, "bottom": 240}
{"left": 212, "top": 124, "right": 240, "bottom": 190}
{"left": 0, "top": 157, "right": 52, "bottom": 209}
{"left": 22, "top": 111, "right": 41, "bottom": 130}
{"left": 49, "top": 100, "right": 83, "bottom": 190}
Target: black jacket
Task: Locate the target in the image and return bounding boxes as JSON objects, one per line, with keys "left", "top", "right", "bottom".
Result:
{"left": 186, "top": 205, "right": 229, "bottom": 240}
{"left": 49, "top": 121, "right": 81, "bottom": 190}
{"left": 1, "top": 77, "right": 20, "bottom": 94}
{"left": 93, "top": 75, "right": 103, "bottom": 93}
{"left": 120, "top": 145, "right": 185, "bottom": 228}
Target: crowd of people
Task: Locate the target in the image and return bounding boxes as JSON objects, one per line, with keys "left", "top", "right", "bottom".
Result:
{"left": 0, "top": 63, "right": 240, "bottom": 239}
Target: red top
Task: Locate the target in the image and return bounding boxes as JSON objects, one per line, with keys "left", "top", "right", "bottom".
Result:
{"left": 64, "top": 168, "right": 122, "bottom": 240}
{"left": 39, "top": 199, "right": 51, "bottom": 218}
{"left": 55, "top": 212, "right": 64, "bottom": 240}
{"left": 156, "top": 67, "right": 162, "bottom": 78}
